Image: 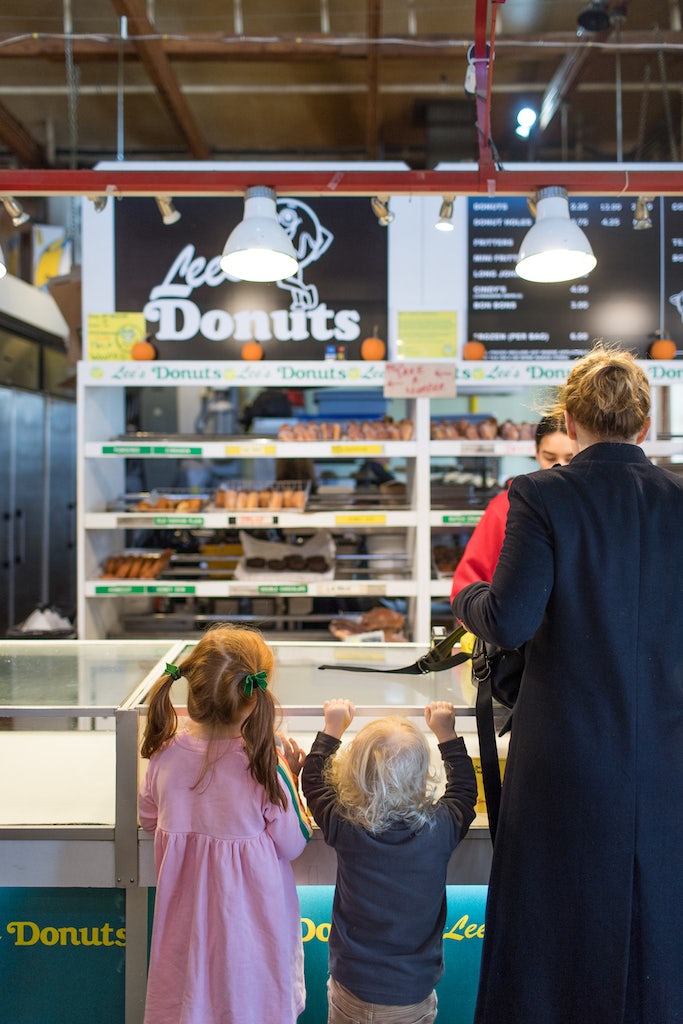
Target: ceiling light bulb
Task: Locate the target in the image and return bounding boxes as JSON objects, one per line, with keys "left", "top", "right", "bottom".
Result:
{"left": 515, "top": 186, "right": 597, "bottom": 283}
{"left": 220, "top": 186, "right": 298, "bottom": 283}
{"left": 515, "top": 107, "right": 537, "bottom": 138}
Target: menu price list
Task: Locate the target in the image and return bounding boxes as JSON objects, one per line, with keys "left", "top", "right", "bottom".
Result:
{"left": 468, "top": 196, "right": 662, "bottom": 359}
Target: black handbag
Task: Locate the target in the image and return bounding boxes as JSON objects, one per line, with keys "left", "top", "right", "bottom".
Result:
{"left": 319, "top": 624, "right": 524, "bottom": 842}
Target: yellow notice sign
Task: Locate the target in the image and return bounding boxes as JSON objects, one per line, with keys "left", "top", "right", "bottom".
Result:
{"left": 396, "top": 311, "right": 458, "bottom": 360}
{"left": 87, "top": 312, "right": 147, "bottom": 360}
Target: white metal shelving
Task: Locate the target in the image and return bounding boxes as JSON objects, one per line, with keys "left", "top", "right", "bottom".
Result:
{"left": 78, "top": 359, "right": 683, "bottom": 643}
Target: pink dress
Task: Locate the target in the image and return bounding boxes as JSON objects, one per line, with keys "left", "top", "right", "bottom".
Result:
{"left": 138, "top": 731, "right": 312, "bottom": 1024}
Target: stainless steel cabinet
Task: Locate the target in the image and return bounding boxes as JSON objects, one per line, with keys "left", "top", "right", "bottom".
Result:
{"left": 0, "top": 387, "right": 76, "bottom": 632}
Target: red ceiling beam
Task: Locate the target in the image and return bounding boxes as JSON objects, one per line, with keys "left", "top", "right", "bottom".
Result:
{"left": 0, "top": 167, "right": 681, "bottom": 197}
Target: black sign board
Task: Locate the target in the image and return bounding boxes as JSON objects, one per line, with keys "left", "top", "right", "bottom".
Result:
{"left": 114, "top": 197, "right": 387, "bottom": 361}
{"left": 468, "top": 196, "right": 666, "bottom": 359}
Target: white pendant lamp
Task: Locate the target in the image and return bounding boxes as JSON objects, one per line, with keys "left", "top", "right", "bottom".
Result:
{"left": 515, "top": 186, "right": 597, "bottom": 283}
{"left": 220, "top": 186, "right": 298, "bottom": 282}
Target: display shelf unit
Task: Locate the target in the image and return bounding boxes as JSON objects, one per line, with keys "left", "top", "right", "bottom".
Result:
{"left": 77, "top": 359, "right": 683, "bottom": 642}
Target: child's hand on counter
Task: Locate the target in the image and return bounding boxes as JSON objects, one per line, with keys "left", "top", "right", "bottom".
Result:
{"left": 323, "top": 698, "right": 355, "bottom": 740}
{"left": 425, "top": 701, "right": 458, "bottom": 744}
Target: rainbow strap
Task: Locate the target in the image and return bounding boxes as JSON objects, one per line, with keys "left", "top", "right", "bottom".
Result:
{"left": 277, "top": 754, "right": 313, "bottom": 842}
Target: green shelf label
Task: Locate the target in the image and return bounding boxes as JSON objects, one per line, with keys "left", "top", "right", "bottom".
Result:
{"left": 257, "top": 584, "right": 309, "bottom": 594}
{"left": 441, "top": 513, "right": 483, "bottom": 525}
{"left": 102, "top": 445, "right": 151, "bottom": 455}
{"left": 147, "top": 584, "right": 196, "bottom": 595}
{"left": 151, "top": 445, "right": 203, "bottom": 456}
{"left": 95, "top": 584, "right": 146, "bottom": 594}
{"left": 153, "top": 516, "right": 205, "bottom": 527}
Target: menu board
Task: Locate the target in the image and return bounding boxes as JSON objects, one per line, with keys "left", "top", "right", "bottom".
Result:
{"left": 467, "top": 196, "right": 667, "bottom": 359}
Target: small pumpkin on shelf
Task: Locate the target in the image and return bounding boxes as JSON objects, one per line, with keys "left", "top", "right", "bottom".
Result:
{"left": 130, "top": 336, "right": 158, "bottom": 360}
{"left": 360, "top": 327, "right": 386, "bottom": 361}
{"left": 648, "top": 334, "right": 677, "bottom": 360}
{"left": 241, "top": 341, "right": 264, "bottom": 361}
{"left": 462, "top": 340, "right": 487, "bottom": 360}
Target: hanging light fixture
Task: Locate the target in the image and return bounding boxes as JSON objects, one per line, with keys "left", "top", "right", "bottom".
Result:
{"left": 220, "top": 186, "right": 298, "bottom": 282}
{"left": 155, "top": 196, "right": 181, "bottom": 226}
{"left": 370, "top": 195, "right": 394, "bottom": 226}
{"left": 515, "top": 186, "right": 597, "bottom": 283}
{"left": 633, "top": 196, "right": 653, "bottom": 230}
{"left": 1, "top": 196, "right": 30, "bottom": 227}
{"left": 577, "top": 0, "right": 611, "bottom": 33}
{"left": 435, "top": 197, "right": 455, "bottom": 232}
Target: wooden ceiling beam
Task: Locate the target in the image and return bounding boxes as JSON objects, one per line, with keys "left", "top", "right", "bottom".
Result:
{"left": 0, "top": 99, "right": 47, "bottom": 168}
{"left": 108, "top": 0, "right": 210, "bottom": 159}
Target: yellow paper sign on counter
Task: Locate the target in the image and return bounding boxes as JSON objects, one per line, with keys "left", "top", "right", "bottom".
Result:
{"left": 87, "top": 312, "right": 147, "bottom": 360}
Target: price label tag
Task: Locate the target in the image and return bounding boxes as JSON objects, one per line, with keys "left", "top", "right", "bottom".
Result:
{"left": 330, "top": 444, "right": 384, "bottom": 455}
{"left": 95, "top": 584, "right": 146, "bottom": 594}
{"left": 147, "top": 585, "right": 196, "bottom": 595}
{"left": 257, "top": 584, "right": 310, "bottom": 594}
{"left": 224, "top": 443, "right": 277, "bottom": 457}
{"left": 151, "top": 445, "right": 203, "bottom": 456}
{"left": 335, "top": 513, "right": 387, "bottom": 526}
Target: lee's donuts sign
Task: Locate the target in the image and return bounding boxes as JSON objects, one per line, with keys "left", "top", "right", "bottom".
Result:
{"left": 113, "top": 196, "right": 388, "bottom": 361}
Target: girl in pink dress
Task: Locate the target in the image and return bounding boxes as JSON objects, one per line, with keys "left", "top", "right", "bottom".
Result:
{"left": 139, "top": 624, "right": 312, "bottom": 1024}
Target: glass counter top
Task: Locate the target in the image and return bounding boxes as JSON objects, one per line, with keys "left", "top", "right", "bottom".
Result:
{"left": 0, "top": 640, "right": 177, "bottom": 711}
{"left": 143, "top": 641, "right": 477, "bottom": 721}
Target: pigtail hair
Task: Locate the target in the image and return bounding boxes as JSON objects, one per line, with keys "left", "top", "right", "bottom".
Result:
{"left": 242, "top": 689, "right": 286, "bottom": 810}
{"left": 141, "top": 672, "right": 178, "bottom": 759}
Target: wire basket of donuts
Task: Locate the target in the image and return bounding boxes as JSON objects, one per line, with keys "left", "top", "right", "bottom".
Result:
{"left": 214, "top": 479, "right": 310, "bottom": 512}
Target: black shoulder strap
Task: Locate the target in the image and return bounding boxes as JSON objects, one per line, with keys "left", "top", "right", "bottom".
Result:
{"left": 318, "top": 624, "right": 470, "bottom": 675}
{"left": 473, "top": 650, "right": 503, "bottom": 843}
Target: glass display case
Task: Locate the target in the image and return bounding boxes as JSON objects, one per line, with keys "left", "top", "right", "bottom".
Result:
{"left": 0, "top": 638, "right": 497, "bottom": 1024}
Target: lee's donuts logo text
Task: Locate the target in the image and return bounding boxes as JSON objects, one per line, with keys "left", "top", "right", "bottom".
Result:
{"left": 142, "top": 199, "right": 362, "bottom": 346}
{"left": 5, "top": 920, "right": 126, "bottom": 947}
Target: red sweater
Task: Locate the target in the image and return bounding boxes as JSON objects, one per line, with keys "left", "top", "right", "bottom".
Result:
{"left": 449, "top": 488, "right": 510, "bottom": 603}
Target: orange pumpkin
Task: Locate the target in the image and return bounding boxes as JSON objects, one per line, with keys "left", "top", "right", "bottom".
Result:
{"left": 360, "top": 335, "right": 386, "bottom": 361}
{"left": 649, "top": 337, "right": 677, "bottom": 360}
{"left": 241, "top": 341, "right": 264, "bottom": 361}
{"left": 462, "top": 340, "right": 486, "bottom": 361}
{"left": 130, "top": 339, "right": 157, "bottom": 360}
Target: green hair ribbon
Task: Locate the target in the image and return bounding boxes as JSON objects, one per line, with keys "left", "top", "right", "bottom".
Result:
{"left": 165, "top": 663, "right": 182, "bottom": 681}
{"left": 243, "top": 671, "right": 268, "bottom": 697}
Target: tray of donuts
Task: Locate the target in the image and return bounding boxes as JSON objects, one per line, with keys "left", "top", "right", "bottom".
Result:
{"left": 111, "top": 491, "right": 210, "bottom": 513}
{"left": 99, "top": 548, "right": 174, "bottom": 580}
{"left": 233, "top": 529, "right": 335, "bottom": 582}
{"left": 213, "top": 479, "right": 310, "bottom": 512}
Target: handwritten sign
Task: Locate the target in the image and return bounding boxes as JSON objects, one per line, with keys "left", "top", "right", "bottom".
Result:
{"left": 87, "top": 312, "right": 147, "bottom": 360}
{"left": 383, "top": 362, "right": 456, "bottom": 398}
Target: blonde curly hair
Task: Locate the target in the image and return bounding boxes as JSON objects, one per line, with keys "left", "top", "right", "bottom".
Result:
{"left": 324, "top": 716, "right": 439, "bottom": 834}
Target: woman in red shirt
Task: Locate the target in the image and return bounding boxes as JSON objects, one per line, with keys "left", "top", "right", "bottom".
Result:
{"left": 450, "top": 416, "right": 575, "bottom": 603}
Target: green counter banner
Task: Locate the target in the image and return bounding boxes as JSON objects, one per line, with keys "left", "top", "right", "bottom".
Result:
{"left": 0, "top": 885, "right": 486, "bottom": 1022}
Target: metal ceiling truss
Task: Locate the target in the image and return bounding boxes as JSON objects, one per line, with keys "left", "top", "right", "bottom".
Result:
{"left": 0, "top": 0, "right": 681, "bottom": 200}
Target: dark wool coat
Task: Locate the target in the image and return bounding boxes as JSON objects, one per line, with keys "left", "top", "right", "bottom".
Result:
{"left": 453, "top": 442, "right": 683, "bottom": 1024}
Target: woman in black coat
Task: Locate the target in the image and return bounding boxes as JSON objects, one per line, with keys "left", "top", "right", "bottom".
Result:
{"left": 453, "top": 345, "right": 683, "bottom": 1024}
